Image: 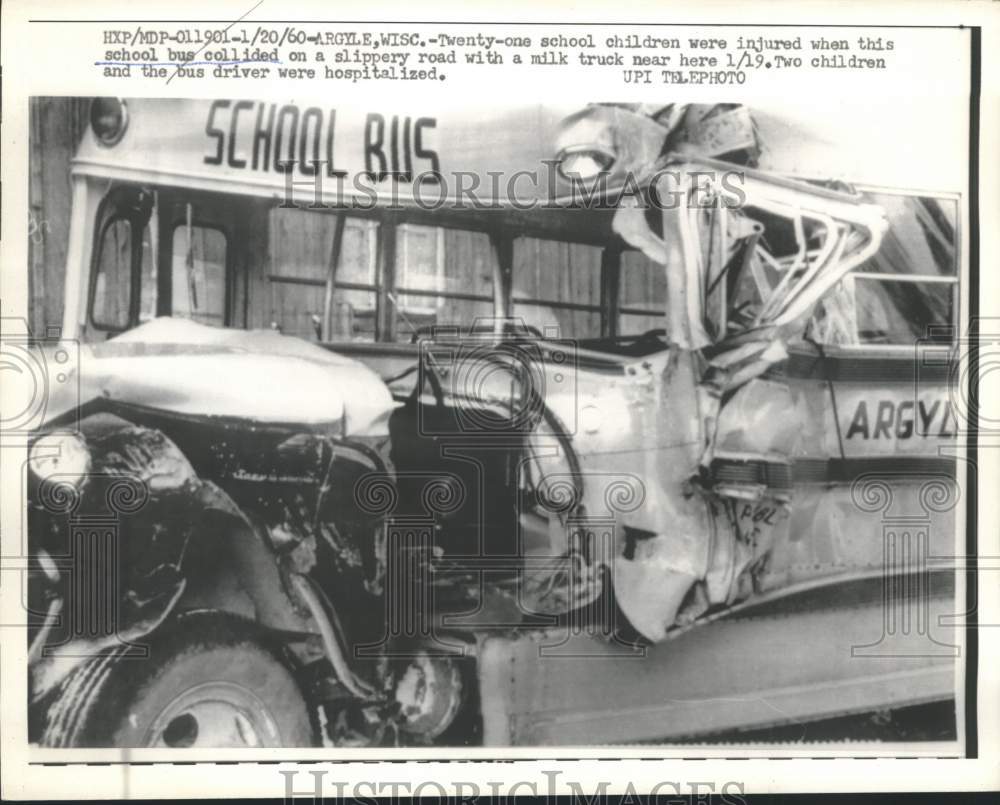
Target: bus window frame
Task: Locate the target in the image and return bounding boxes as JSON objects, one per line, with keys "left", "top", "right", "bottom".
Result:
{"left": 156, "top": 193, "right": 237, "bottom": 328}
{"left": 265, "top": 209, "right": 384, "bottom": 341}
{"left": 616, "top": 247, "right": 670, "bottom": 337}
{"left": 265, "top": 203, "right": 629, "bottom": 343}
{"left": 813, "top": 187, "right": 961, "bottom": 351}
{"left": 87, "top": 186, "right": 153, "bottom": 335}
{"left": 168, "top": 220, "right": 230, "bottom": 328}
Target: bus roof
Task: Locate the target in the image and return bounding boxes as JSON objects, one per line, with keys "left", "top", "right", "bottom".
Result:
{"left": 72, "top": 97, "right": 963, "bottom": 220}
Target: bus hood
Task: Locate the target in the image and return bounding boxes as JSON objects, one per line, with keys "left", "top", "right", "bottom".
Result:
{"left": 60, "top": 318, "right": 399, "bottom": 436}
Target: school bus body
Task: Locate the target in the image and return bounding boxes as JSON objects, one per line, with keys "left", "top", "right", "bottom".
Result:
{"left": 26, "top": 98, "right": 965, "bottom": 746}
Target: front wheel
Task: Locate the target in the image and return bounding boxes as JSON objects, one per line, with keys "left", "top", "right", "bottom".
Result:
{"left": 39, "top": 612, "right": 314, "bottom": 748}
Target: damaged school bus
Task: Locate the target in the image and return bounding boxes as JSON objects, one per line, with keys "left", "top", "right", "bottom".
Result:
{"left": 25, "top": 98, "right": 963, "bottom": 747}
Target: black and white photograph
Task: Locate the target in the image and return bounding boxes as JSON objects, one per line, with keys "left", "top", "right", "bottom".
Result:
{"left": 2, "top": 2, "right": 997, "bottom": 800}
{"left": 20, "top": 94, "right": 966, "bottom": 749}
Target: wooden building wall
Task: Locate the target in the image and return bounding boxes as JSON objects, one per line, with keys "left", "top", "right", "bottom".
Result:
{"left": 28, "top": 97, "right": 89, "bottom": 336}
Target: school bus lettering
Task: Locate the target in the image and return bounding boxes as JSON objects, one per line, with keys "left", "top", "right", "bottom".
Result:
{"left": 203, "top": 99, "right": 440, "bottom": 181}
{"left": 845, "top": 399, "right": 957, "bottom": 439}
{"left": 363, "top": 113, "right": 439, "bottom": 182}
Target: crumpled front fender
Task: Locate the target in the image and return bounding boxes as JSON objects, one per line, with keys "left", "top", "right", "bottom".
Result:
{"left": 27, "top": 413, "right": 312, "bottom": 699}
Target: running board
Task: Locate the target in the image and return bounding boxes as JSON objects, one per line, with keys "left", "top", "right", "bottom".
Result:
{"left": 475, "top": 583, "right": 959, "bottom": 745}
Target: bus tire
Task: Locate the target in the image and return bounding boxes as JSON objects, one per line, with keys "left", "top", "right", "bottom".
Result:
{"left": 39, "top": 612, "right": 314, "bottom": 748}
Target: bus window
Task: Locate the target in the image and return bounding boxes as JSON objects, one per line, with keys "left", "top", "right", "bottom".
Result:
{"left": 331, "top": 219, "right": 379, "bottom": 341}
{"left": 619, "top": 249, "right": 666, "bottom": 335}
{"left": 393, "top": 224, "right": 494, "bottom": 341}
{"left": 137, "top": 222, "right": 157, "bottom": 324}
{"left": 512, "top": 237, "right": 602, "bottom": 338}
{"left": 854, "top": 277, "right": 955, "bottom": 345}
{"left": 91, "top": 219, "right": 133, "bottom": 330}
{"left": 171, "top": 224, "right": 227, "bottom": 326}
{"left": 807, "top": 195, "right": 957, "bottom": 347}
{"left": 268, "top": 209, "right": 378, "bottom": 341}
{"left": 268, "top": 207, "right": 338, "bottom": 339}
{"left": 91, "top": 217, "right": 156, "bottom": 331}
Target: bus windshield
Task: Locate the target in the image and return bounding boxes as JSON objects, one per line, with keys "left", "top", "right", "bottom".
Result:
{"left": 265, "top": 205, "right": 664, "bottom": 344}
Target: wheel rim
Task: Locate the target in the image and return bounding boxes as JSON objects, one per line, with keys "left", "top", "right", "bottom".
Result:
{"left": 143, "top": 681, "right": 283, "bottom": 748}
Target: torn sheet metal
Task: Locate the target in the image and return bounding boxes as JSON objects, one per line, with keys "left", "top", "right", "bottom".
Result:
{"left": 542, "top": 105, "right": 893, "bottom": 640}
{"left": 526, "top": 347, "right": 713, "bottom": 638}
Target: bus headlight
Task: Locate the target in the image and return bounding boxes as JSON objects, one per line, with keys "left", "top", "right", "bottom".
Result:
{"left": 556, "top": 145, "right": 616, "bottom": 182}
{"left": 554, "top": 106, "right": 618, "bottom": 182}
{"left": 90, "top": 98, "right": 129, "bottom": 146}
{"left": 555, "top": 104, "right": 673, "bottom": 185}
{"left": 28, "top": 432, "right": 91, "bottom": 484}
